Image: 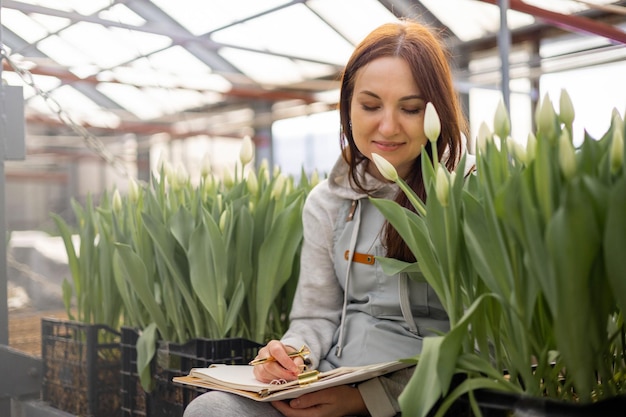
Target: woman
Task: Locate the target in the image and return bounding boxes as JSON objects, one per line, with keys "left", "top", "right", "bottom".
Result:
{"left": 184, "top": 18, "right": 474, "bottom": 417}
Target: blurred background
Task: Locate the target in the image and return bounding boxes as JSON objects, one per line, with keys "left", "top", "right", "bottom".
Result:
{"left": 1, "top": 0, "right": 625, "bottom": 231}
{"left": 1, "top": 0, "right": 626, "bottom": 316}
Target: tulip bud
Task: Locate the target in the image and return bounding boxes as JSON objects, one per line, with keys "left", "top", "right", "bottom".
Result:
{"left": 203, "top": 174, "right": 218, "bottom": 197}
{"left": 222, "top": 168, "right": 234, "bottom": 188}
{"left": 176, "top": 164, "right": 188, "bottom": 185}
{"left": 494, "top": 98, "right": 511, "bottom": 140}
{"left": 285, "top": 177, "right": 294, "bottom": 195}
{"left": 219, "top": 210, "right": 228, "bottom": 233}
{"left": 536, "top": 94, "right": 557, "bottom": 140}
{"left": 371, "top": 153, "right": 398, "bottom": 182}
{"left": 273, "top": 164, "right": 281, "bottom": 178}
{"left": 259, "top": 159, "right": 270, "bottom": 184}
{"left": 477, "top": 122, "right": 492, "bottom": 154}
{"left": 435, "top": 165, "right": 450, "bottom": 208}
{"left": 246, "top": 169, "right": 259, "bottom": 195}
{"left": 239, "top": 135, "right": 254, "bottom": 167}
{"left": 611, "top": 108, "right": 623, "bottom": 126}
{"left": 161, "top": 160, "right": 174, "bottom": 184}
{"left": 526, "top": 132, "right": 537, "bottom": 162}
{"left": 424, "top": 102, "right": 441, "bottom": 143}
{"left": 125, "top": 178, "right": 137, "bottom": 202}
{"left": 558, "top": 89, "right": 575, "bottom": 130}
{"left": 558, "top": 128, "right": 576, "bottom": 180}
{"left": 271, "top": 174, "right": 286, "bottom": 200}
{"left": 610, "top": 127, "right": 624, "bottom": 175}
{"left": 112, "top": 189, "right": 122, "bottom": 213}
{"left": 507, "top": 137, "right": 527, "bottom": 165}
{"left": 200, "top": 153, "right": 212, "bottom": 178}
{"left": 217, "top": 194, "right": 223, "bottom": 213}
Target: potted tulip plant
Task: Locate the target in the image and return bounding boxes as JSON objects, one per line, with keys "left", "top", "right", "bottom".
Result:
{"left": 52, "top": 137, "right": 318, "bottom": 416}
{"left": 370, "top": 91, "right": 626, "bottom": 417}
{"left": 109, "top": 137, "right": 317, "bottom": 415}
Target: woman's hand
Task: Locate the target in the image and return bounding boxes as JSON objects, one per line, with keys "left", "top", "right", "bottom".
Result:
{"left": 271, "top": 385, "right": 369, "bottom": 417}
{"left": 252, "top": 340, "right": 305, "bottom": 383}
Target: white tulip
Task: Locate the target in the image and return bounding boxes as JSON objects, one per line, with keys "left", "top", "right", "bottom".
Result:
{"left": 371, "top": 153, "right": 398, "bottom": 182}
{"left": 424, "top": 102, "right": 441, "bottom": 143}
{"left": 239, "top": 135, "right": 254, "bottom": 166}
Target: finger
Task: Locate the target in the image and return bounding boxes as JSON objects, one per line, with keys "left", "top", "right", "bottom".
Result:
{"left": 266, "top": 342, "right": 301, "bottom": 375}
{"left": 254, "top": 361, "right": 298, "bottom": 383}
{"left": 271, "top": 400, "right": 305, "bottom": 417}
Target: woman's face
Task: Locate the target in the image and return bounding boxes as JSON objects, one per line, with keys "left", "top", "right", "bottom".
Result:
{"left": 350, "top": 56, "right": 428, "bottom": 181}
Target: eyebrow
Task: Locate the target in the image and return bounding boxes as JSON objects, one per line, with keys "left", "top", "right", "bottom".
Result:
{"left": 357, "top": 90, "right": 424, "bottom": 101}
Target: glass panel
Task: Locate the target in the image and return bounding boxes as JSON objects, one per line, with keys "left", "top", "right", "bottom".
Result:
{"left": 98, "top": 4, "right": 147, "bottom": 26}
{"left": 1, "top": 9, "right": 49, "bottom": 43}
{"left": 420, "top": 0, "right": 534, "bottom": 41}
{"left": 97, "top": 83, "right": 165, "bottom": 119}
{"left": 308, "top": 0, "right": 398, "bottom": 44}
{"left": 150, "top": 0, "right": 291, "bottom": 35}
{"left": 212, "top": 3, "right": 353, "bottom": 66}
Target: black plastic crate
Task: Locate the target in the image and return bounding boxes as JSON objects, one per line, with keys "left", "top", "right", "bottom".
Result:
{"left": 41, "top": 317, "right": 122, "bottom": 417}
{"left": 121, "top": 327, "right": 261, "bottom": 417}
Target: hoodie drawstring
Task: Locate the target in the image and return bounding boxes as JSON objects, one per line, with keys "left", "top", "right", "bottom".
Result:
{"left": 399, "top": 273, "right": 420, "bottom": 335}
{"left": 335, "top": 199, "right": 361, "bottom": 358}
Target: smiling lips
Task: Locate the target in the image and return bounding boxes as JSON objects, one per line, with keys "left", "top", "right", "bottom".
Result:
{"left": 373, "top": 141, "right": 404, "bottom": 151}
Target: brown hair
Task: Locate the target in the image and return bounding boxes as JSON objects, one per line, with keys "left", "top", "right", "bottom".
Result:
{"left": 338, "top": 19, "right": 468, "bottom": 262}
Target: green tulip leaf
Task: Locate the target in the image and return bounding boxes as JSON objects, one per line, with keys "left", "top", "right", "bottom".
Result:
{"left": 136, "top": 322, "right": 158, "bottom": 393}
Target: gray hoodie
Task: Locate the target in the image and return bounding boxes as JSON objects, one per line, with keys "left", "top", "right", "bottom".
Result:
{"left": 281, "top": 153, "right": 475, "bottom": 417}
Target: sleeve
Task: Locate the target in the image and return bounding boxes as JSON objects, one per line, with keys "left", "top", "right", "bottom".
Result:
{"left": 357, "top": 367, "right": 415, "bottom": 417}
{"left": 280, "top": 181, "right": 344, "bottom": 369}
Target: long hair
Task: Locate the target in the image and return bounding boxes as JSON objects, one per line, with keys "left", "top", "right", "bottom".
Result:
{"left": 338, "top": 19, "right": 468, "bottom": 262}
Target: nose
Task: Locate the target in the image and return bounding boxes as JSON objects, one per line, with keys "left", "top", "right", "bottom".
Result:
{"left": 378, "top": 109, "right": 399, "bottom": 137}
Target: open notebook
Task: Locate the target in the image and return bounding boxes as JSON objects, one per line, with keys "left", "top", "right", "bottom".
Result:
{"left": 173, "top": 360, "right": 413, "bottom": 402}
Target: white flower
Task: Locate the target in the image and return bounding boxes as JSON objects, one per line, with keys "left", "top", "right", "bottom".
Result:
{"left": 526, "top": 132, "right": 537, "bottom": 162}
{"left": 536, "top": 94, "right": 557, "bottom": 139}
{"left": 222, "top": 168, "right": 234, "bottom": 188}
{"left": 239, "top": 135, "right": 254, "bottom": 166}
{"left": 161, "top": 160, "right": 174, "bottom": 183}
{"left": 435, "top": 165, "right": 450, "bottom": 208}
{"left": 559, "top": 89, "right": 575, "bottom": 129}
{"left": 558, "top": 128, "right": 576, "bottom": 180}
{"left": 477, "top": 122, "right": 492, "bottom": 154}
{"left": 610, "top": 127, "right": 623, "bottom": 175}
{"left": 258, "top": 159, "right": 270, "bottom": 183}
{"left": 219, "top": 210, "right": 228, "bottom": 233}
{"left": 112, "top": 189, "right": 122, "bottom": 213}
{"left": 507, "top": 138, "right": 527, "bottom": 165}
{"left": 128, "top": 177, "right": 139, "bottom": 203}
{"left": 271, "top": 174, "right": 286, "bottom": 200}
{"left": 371, "top": 153, "right": 398, "bottom": 182}
{"left": 424, "top": 102, "right": 441, "bottom": 143}
{"left": 216, "top": 194, "right": 223, "bottom": 213}
{"left": 246, "top": 169, "right": 259, "bottom": 195}
{"left": 494, "top": 98, "right": 511, "bottom": 140}
{"left": 200, "top": 153, "right": 212, "bottom": 178}
{"left": 175, "top": 164, "right": 188, "bottom": 184}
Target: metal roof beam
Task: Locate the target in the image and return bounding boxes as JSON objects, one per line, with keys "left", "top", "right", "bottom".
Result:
{"left": 478, "top": 0, "right": 626, "bottom": 44}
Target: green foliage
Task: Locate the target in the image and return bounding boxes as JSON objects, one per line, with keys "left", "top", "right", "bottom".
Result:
{"left": 53, "top": 151, "right": 317, "bottom": 392}
{"left": 371, "top": 93, "right": 626, "bottom": 416}
{"left": 52, "top": 193, "right": 124, "bottom": 332}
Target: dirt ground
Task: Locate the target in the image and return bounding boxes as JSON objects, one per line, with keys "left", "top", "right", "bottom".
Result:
{"left": 8, "top": 308, "right": 70, "bottom": 357}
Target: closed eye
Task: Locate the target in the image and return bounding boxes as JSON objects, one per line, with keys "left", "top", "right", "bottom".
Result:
{"left": 361, "top": 104, "right": 380, "bottom": 111}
